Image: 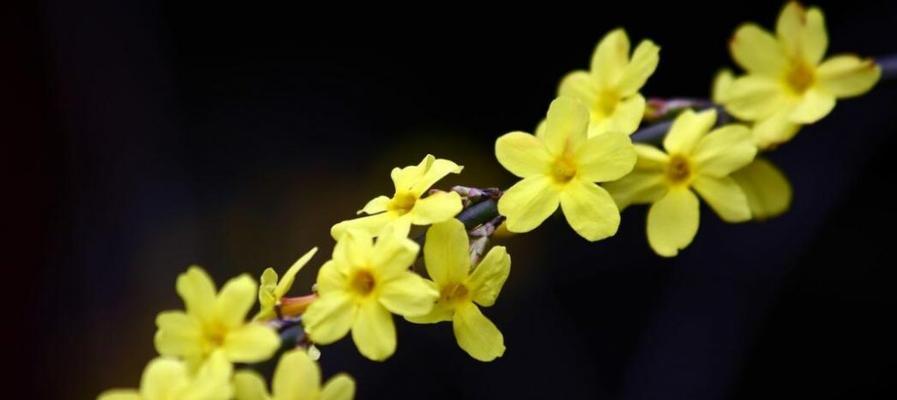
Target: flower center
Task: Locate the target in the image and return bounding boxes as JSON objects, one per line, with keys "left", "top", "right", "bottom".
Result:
{"left": 551, "top": 155, "right": 577, "bottom": 184}
{"left": 594, "top": 88, "right": 619, "bottom": 118}
{"left": 349, "top": 269, "right": 377, "bottom": 297}
{"left": 204, "top": 323, "right": 228, "bottom": 349}
{"left": 440, "top": 283, "right": 469, "bottom": 304}
{"left": 785, "top": 61, "right": 815, "bottom": 94}
{"left": 388, "top": 191, "right": 417, "bottom": 215}
{"left": 666, "top": 155, "right": 692, "bottom": 184}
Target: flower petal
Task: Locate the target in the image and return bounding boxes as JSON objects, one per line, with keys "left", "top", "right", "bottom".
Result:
{"left": 617, "top": 39, "right": 660, "bottom": 97}
{"left": 776, "top": 2, "right": 804, "bottom": 57}
{"left": 424, "top": 219, "right": 471, "bottom": 285}
{"left": 320, "top": 374, "right": 356, "bottom": 400}
{"left": 330, "top": 212, "right": 396, "bottom": 240}
{"left": 601, "top": 93, "right": 646, "bottom": 136}
{"left": 467, "top": 246, "right": 510, "bottom": 307}
{"left": 303, "top": 293, "right": 356, "bottom": 345}
{"left": 558, "top": 71, "right": 598, "bottom": 107}
{"left": 176, "top": 267, "right": 217, "bottom": 323}
{"left": 603, "top": 170, "right": 668, "bottom": 209}
{"left": 453, "top": 303, "right": 505, "bottom": 362}
{"left": 497, "top": 175, "right": 559, "bottom": 233}
{"left": 233, "top": 371, "right": 270, "bottom": 400}
{"left": 590, "top": 28, "right": 630, "bottom": 88}
{"left": 371, "top": 232, "right": 419, "bottom": 280}
{"left": 405, "top": 300, "right": 454, "bottom": 324}
{"left": 647, "top": 188, "right": 699, "bottom": 257}
{"left": 542, "top": 97, "right": 589, "bottom": 155}
{"left": 730, "top": 24, "right": 787, "bottom": 76}
{"left": 752, "top": 109, "right": 801, "bottom": 149}
{"left": 712, "top": 69, "right": 735, "bottom": 103}
{"left": 258, "top": 268, "right": 278, "bottom": 312}
{"left": 185, "top": 351, "right": 234, "bottom": 400}
{"left": 98, "top": 391, "right": 142, "bottom": 400}
{"left": 215, "top": 274, "right": 258, "bottom": 329}
{"left": 272, "top": 350, "right": 320, "bottom": 400}
{"left": 575, "top": 130, "right": 636, "bottom": 182}
{"left": 495, "top": 131, "right": 553, "bottom": 178}
{"left": 731, "top": 158, "right": 792, "bottom": 220}
{"left": 663, "top": 109, "right": 717, "bottom": 155}
{"left": 154, "top": 311, "right": 204, "bottom": 358}
{"left": 378, "top": 272, "right": 438, "bottom": 317}
{"left": 691, "top": 176, "right": 751, "bottom": 222}
{"left": 315, "top": 260, "right": 347, "bottom": 294}
{"left": 722, "top": 75, "right": 790, "bottom": 121}
{"left": 410, "top": 156, "right": 464, "bottom": 196}
{"left": 223, "top": 324, "right": 280, "bottom": 363}
{"left": 692, "top": 124, "right": 757, "bottom": 177}
{"left": 409, "top": 191, "right": 463, "bottom": 225}
{"left": 800, "top": 7, "right": 828, "bottom": 65}
{"left": 275, "top": 247, "right": 318, "bottom": 299}
{"left": 633, "top": 144, "right": 670, "bottom": 170}
{"left": 140, "top": 358, "right": 190, "bottom": 400}
{"left": 351, "top": 301, "right": 396, "bottom": 361}
{"left": 558, "top": 179, "right": 620, "bottom": 241}
{"left": 816, "top": 55, "right": 881, "bottom": 98}
{"left": 358, "top": 196, "right": 390, "bottom": 215}
{"left": 788, "top": 89, "right": 835, "bottom": 124}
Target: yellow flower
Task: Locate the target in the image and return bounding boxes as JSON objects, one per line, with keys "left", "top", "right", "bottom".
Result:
{"left": 406, "top": 219, "right": 510, "bottom": 361}
{"left": 233, "top": 349, "right": 355, "bottom": 400}
{"left": 558, "top": 28, "right": 660, "bottom": 136}
{"left": 495, "top": 97, "right": 636, "bottom": 241}
{"left": 720, "top": 2, "right": 881, "bottom": 148}
{"left": 98, "top": 352, "right": 232, "bottom": 400}
{"left": 155, "top": 267, "right": 280, "bottom": 364}
{"left": 255, "top": 247, "right": 318, "bottom": 321}
{"left": 302, "top": 227, "right": 438, "bottom": 361}
{"left": 330, "top": 155, "right": 463, "bottom": 239}
{"left": 604, "top": 109, "right": 757, "bottom": 256}
{"left": 713, "top": 69, "right": 794, "bottom": 221}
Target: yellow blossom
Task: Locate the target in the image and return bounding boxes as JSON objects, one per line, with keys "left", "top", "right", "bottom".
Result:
{"left": 330, "top": 155, "right": 463, "bottom": 239}
{"left": 98, "top": 352, "right": 232, "bottom": 400}
{"left": 255, "top": 247, "right": 318, "bottom": 321}
{"left": 495, "top": 97, "right": 636, "bottom": 241}
{"left": 604, "top": 109, "right": 757, "bottom": 256}
{"left": 233, "top": 349, "right": 355, "bottom": 400}
{"left": 154, "top": 267, "right": 280, "bottom": 364}
{"left": 302, "top": 226, "right": 438, "bottom": 361}
{"left": 720, "top": 1, "right": 881, "bottom": 148}
{"left": 406, "top": 219, "right": 510, "bottom": 361}
{"left": 558, "top": 28, "right": 660, "bottom": 136}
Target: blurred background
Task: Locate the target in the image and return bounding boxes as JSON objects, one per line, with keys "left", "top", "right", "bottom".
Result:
{"left": 11, "top": 0, "right": 897, "bottom": 398}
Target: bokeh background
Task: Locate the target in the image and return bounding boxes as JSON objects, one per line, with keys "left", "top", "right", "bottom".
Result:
{"left": 13, "top": 0, "right": 897, "bottom": 398}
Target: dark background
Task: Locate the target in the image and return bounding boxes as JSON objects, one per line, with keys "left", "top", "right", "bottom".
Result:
{"left": 10, "top": 0, "right": 897, "bottom": 398}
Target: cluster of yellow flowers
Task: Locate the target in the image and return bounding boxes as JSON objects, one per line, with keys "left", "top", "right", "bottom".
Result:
{"left": 99, "top": 3, "right": 883, "bottom": 399}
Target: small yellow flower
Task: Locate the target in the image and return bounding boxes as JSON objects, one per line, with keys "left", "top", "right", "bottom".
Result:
{"left": 604, "top": 109, "right": 757, "bottom": 256}
{"left": 406, "top": 219, "right": 510, "bottom": 361}
{"left": 255, "top": 247, "right": 318, "bottom": 321}
{"left": 720, "top": 1, "right": 881, "bottom": 148}
{"left": 330, "top": 154, "right": 463, "bottom": 239}
{"left": 155, "top": 267, "right": 280, "bottom": 364}
{"left": 558, "top": 28, "right": 660, "bottom": 136}
{"left": 233, "top": 349, "right": 355, "bottom": 400}
{"left": 495, "top": 97, "right": 636, "bottom": 241}
{"left": 302, "top": 226, "right": 438, "bottom": 361}
{"left": 98, "top": 352, "right": 232, "bottom": 400}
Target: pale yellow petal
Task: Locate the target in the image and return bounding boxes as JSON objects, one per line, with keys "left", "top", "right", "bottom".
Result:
{"left": 633, "top": 144, "right": 670, "bottom": 171}
{"left": 603, "top": 170, "right": 668, "bottom": 210}
{"left": 729, "top": 24, "right": 787, "bottom": 76}
{"left": 542, "top": 97, "right": 589, "bottom": 155}
{"left": 712, "top": 69, "right": 735, "bottom": 103}
{"left": 258, "top": 268, "right": 278, "bottom": 312}
{"left": 691, "top": 176, "right": 751, "bottom": 222}
{"left": 816, "top": 55, "right": 881, "bottom": 98}
{"left": 424, "top": 219, "right": 471, "bottom": 285}
{"left": 315, "top": 260, "right": 347, "bottom": 294}
{"left": 273, "top": 350, "right": 320, "bottom": 400}
{"left": 358, "top": 196, "right": 390, "bottom": 215}
{"left": 722, "top": 75, "right": 790, "bottom": 121}
{"left": 410, "top": 156, "right": 464, "bottom": 196}
{"left": 405, "top": 300, "right": 454, "bottom": 324}
{"left": 332, "top": 229, "right": 373, "bottom": 269}
{"left": 467, "top": 246, "right": 510, "bottom": 307}
{"left": 97, "top": 391, "right": 142, "bottom": 400}
{"left": 275, "top": 247, "right": 318, "bottom": 299}
{"left": 752, "top": 109, "right": 802, "bottom": 149}
{"left": 558, "top": 178, "right": 620, "bottom": 241}
{"left": 776, "top": 2, "right": 804, "bottom": 58}
{"left": 154, "top": 311, "right": 204, "bottom": 358}
{"left": 592, "top": 93, "right": 645, "bottom": 137}
{"left": 233, "top": 371, "right": 270, "bottom": 400}
{"left": 800, "top": 7, "right": 828, "bottom": 65}
{"left": 184, "top": 351, "right": 233, "bottom": 400}
{"left": 575, "top": 130, "right": 636, "bottom": 182}
{"left": 378, "top": 272, "right": 438, "bottom": 317}
{"left": 692, "top": 124, "right": 757, "bottom": 177}
{"left": 663, "top": 109, "right": 717, "bottom": 155}
{"left": 590, "top": 28, "right": 630, "bottom": 88}
{"left": 453, "top": 303, "right": 505, "bottom": 362}
{"left": 497, "top": 175, "right": 559, "bottom": 233}
{"left": 647, "top": 188, "right": 699, "bottom": 257}
{"left": 617, "top": 40, "right": 660, "bottom": 96}
{"left": 788, "top": 89, "right": 835, "bottom": 124}
{"left": 223, "top": 324, "right": 280, "bottom": 363}
{"left": 140, "top": 358, "right": 190, "bottom": 400}
{"left": 731, "top": 158, "right": 793, "bottom": 220}
{"left": 409, "top": 191, "right": 463, "bottom": 225}
{"left": 302, "top": 293, "right": 356, "bottom": 345}
{"left": 330, "top": 213, "right": 395, "bottom": 240}
{"left": 558, "top": 71, "right": 598, "bottom": 107}
{"left": 176, "top": 267, "right": 217, "bottom": 323}
{"left": 215, "top": 274, "right": 258, "bottom": 329}
{"left": 351, "top": 301, "right": 396, "bottom": 361}
{"left": 320, "top": 374, "right": 356, "bottom": 400}
{"left": 371, "top": 232, "right": 419, "bottom": 280}
{"left": 495, "top": 131, "right": 553, "bottom": 178}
